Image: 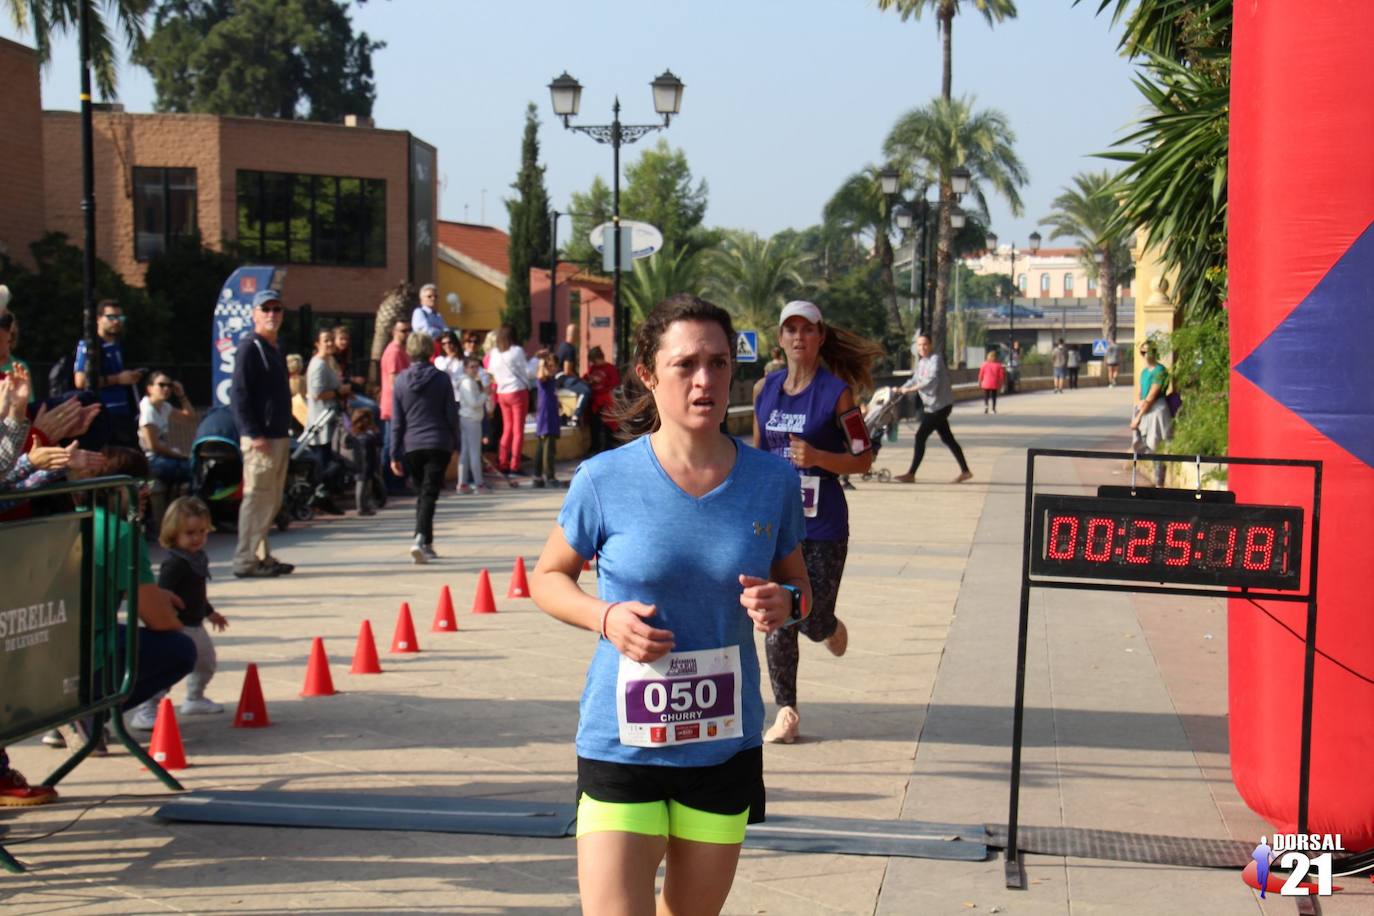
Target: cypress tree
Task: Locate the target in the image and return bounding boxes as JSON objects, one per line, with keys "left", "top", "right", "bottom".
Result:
{"left": 504, "top": 103, "right": 551, "bottom": 342}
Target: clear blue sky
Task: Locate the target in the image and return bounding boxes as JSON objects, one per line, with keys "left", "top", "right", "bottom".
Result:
{"left": 4, "top": 1, "right": 1141, "bottom": 249}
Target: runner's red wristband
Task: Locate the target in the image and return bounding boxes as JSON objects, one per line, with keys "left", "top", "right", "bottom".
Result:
{"left": 600, "top": 602, "right": 621, "bottom": 640}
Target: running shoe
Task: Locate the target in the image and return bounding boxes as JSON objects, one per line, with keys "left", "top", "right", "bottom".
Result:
{"left": 410, "top": 535, "right": 427, "bottom": 564}
{"left": 422, "top": 544, "right": 438, "bottom": 560}
{"left": 764, "top": 706, "right": 800, "bottom": 744}
{"left": 825, "top": 619, "right": 849, "bottom": 657}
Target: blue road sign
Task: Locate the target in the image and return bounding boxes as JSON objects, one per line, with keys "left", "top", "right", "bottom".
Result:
{"left": 736, "top": 330, "right": 759, "bottom": 363}
{"left": 1092, "top": 338, "right": 1110, "bottom": 357}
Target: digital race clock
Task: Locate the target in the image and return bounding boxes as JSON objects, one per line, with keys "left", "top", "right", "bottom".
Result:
{"left": 1030, "top": 489, "right": 1303, "bottom": 590}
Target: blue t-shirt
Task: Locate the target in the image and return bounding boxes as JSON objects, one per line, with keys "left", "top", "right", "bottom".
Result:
{"left": 74, "top": 338, "right": 131, "bottom": 414}
{"left": 754, "top": 367, "right": 854, "bottom": 542}
{"left": 558, "top": 434, "right": 805, "bottom": 767}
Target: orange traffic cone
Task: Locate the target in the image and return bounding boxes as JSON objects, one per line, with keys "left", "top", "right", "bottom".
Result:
{"left": 507, "top": 557, "right": 531, "bottom": 598}
{"left": 432, "top": 585, "right": 458, "bottom": 632}
{"left": 148, "top": 697, "right": 188, "bottom": 769}
{"left": 472, "top": 568, "right": 497, "bottom": 614}
{"left": 351, "top": 620, "right": 383, "bottom": 674}
{"left": 233, "top": 663, "right": 271, "bottom": 727}
{"left": 391, "top": 602, "right": 420, "bottom": 653}
{"left": 301, "top": 637, "right": 337, "bottom": 696}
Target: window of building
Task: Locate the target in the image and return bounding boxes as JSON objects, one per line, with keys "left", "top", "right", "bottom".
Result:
{"left": 1039, "top": 272, "right": 1051, "bottom": 295}
{"left": 133, "top": 167, "right": 197, "bottom": 261}
{"left": 236, "top": 170, "right": 386, "bottom": 267}
{"left": 1064, "top": 272, "right": 1074, "bottom": 295}
{"left": 1087, "top": 274, "right": 1098, "bottom": 294}
{"left": 1017, "top": 273, "right": 1027, "bottom": 293}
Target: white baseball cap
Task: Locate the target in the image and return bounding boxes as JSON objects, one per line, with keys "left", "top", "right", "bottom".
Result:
{"left": 779, "top": 300, "right": 822, "bottom": 327}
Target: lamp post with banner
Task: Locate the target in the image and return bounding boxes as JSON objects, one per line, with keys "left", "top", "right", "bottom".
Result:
{"left": 548, "top": 71, "right": 685, "bottom": 367}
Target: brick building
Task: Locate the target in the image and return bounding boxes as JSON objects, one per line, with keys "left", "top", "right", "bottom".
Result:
{"left": 0, "top": 37, "right": 436, "bottom": 317}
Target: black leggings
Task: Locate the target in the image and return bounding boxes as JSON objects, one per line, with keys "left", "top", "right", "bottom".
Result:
{"left": 766, "top": 539, "right": 848, "bottom": 709}
{"left": 983, "top": 389, "right": 998, "bottom": 410}
{"left": 406, "top": 448, "right": 450, "bottom": 543}
{"left": 907, "top": 404, "right": 969, "bottom": 475}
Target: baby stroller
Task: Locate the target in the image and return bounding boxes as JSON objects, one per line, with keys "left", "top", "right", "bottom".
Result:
{"left": 283, "top": 403, "right": 385, "bottom": 520}
{"left": 190, "top": 407, "right": 292, "bottom": 532}
{"left": 860, "top": 386, "right": 907, "bottom": 483}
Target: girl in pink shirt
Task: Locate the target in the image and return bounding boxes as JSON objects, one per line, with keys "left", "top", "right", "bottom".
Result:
{"left": 978, "top": 350, "right": 1007, "bottom": 414}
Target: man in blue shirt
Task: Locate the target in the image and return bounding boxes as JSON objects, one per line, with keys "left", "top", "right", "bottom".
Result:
{"left": 74, "top": 300, "right": 143, "bottom": 446}
{"left": 410, "top": 284, "right": 448, "bottom": 341}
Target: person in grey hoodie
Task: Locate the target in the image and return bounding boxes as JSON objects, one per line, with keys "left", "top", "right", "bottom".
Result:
{"left": 389, "top": 332, "right": 460, "bottom": 563}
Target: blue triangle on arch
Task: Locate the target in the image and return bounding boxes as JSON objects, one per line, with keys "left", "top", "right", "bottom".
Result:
{"left": 1235, "top": 221, "right": 1374, "bottom": 470}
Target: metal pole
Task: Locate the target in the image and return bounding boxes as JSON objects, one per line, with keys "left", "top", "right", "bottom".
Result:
{"left": 611, "top": 100, "right": 624, "bottom": 368}
{"left": 1009, "top": 248, "right": 1016, "bottom": 352}
{"left": 1005, "top": 447, "right": 1037, "bottom": 890}
{"left": 549, "top": 209, "right": 559, "bottom": 334}
{"left": 79, "top": 0, "right": 100, "bottom": 389}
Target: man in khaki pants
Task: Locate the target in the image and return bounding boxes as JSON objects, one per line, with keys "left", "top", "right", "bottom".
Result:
{"left": 230, "top": 290, "right": 296, "bottom": 578}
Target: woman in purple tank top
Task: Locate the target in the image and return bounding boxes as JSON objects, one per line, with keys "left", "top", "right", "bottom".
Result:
{"left": 752, "top": 300, "right": 884, "bottom": 743}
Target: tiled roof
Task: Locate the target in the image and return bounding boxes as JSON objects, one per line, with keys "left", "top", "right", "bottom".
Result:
{"left": 437, "top": 221, "right": 510, "bottom": 277}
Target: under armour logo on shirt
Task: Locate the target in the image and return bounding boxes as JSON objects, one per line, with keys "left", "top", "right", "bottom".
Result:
{"left": 753, "top": 521, "right": 774, "bottom": 538}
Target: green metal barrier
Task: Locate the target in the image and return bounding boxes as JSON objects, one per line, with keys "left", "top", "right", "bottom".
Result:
{"left": 0, "top": 477, "right": 184, "bottom": 874}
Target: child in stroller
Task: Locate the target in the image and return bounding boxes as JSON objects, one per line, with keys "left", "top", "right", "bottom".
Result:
{"left": 190, "top": 407, "right": 292, "bottom": 532}
{"left": 859, "top": 385, "right": 906, "bottom": 483}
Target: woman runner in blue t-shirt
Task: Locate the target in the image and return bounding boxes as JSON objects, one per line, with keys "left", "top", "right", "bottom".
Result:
{"left": 752, "top": 300, "right": 884, "bottom": 744}
{"left": 531, "top": 294, "right": 812, "bottom": 916}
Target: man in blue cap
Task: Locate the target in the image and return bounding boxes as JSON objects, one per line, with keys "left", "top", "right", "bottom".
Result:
{"left": 229, "top": 289, "right": 296, "bottom": 577}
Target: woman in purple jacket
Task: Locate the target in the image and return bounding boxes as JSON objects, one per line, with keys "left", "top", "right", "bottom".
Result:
{"left": 752, "top": 301, "right": 884, "bottom": 743}
{"left": 390, "top": 332, "right": 460, "bottom": 564}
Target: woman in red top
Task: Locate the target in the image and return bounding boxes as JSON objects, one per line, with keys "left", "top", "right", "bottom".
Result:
{"left": 977, "top": 349, "right": 1007, "bottom": 414}
{"left": 582, "top": 346, "right": 621, "bottom": 454}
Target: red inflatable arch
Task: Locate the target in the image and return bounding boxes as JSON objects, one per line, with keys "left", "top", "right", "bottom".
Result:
{"left": 1229, "top": 5, "right": 1374, "bottom": 849}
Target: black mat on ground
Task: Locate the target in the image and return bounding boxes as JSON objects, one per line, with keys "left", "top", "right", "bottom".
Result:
{"left": 744, "top": 815, "right": 989, "bottom": 860}
{"left": 984, "top": 824, "right": 1251, "bottom": 868}
{"left": 155, "top": 790, "right": 989, "bottom": 860}
{"left": 156, "top": 790, "right": 578, "bottom": 838}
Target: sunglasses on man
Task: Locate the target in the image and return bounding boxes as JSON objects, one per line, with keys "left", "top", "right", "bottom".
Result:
{"left": 257, "top": 304, "right": 285, "bottom": 314}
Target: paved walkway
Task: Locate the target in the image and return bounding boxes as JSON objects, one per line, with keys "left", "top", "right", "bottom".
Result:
{"left": 3, "top": 386, "right": 1368, "bottom": 914}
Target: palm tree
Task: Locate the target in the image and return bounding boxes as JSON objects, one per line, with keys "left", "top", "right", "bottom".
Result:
{"left": 885, "top": 95, "right": 1027, "bottom": 355}
{"left": 1039, "top": 170, "right": 1134, "bottom": 343}
{"left": 8, "top": 0, "right": 150, "bottom": 384}
{"left": 875, "top": 0, "right": 1018, "bottom": 101}
{"left": 823, "top": 167, "right": 906, "bottom": 339}
{"left": 623, "top": 244, "right": 705, "bottom": 323}
{"left": 7, "top": 0, "right": 150, "bottom": 98}
{"left": 704, "top": 233, "right": 806, "bottom": 334}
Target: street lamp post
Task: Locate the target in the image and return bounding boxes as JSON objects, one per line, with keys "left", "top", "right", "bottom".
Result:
{"left": 884, "top": 166, "right": 969, "bottom": 345}
{"left": 884, "top": 169, "right": 932, "bottom": 337}
{"left": 983, "top": 228, "right": 1040, "bottom": 355}
{"left": 548, "top": 71, "right": 684, "bottom": 367}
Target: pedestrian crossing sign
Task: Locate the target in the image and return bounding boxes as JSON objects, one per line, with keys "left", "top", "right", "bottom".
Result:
{"left": 736, "top": 330, "right": 759, "bottom": 363}
{"left": 1092, "top": 338, "right": 1110, "bottom": 357}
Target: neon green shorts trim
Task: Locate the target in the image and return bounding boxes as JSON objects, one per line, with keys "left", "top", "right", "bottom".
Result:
{"left": 576, "top": 793, "right": 750, "bottom": 845}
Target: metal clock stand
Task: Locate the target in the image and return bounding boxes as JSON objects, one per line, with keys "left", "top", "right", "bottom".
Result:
{"left": 1004, "top": 449, "right": 1324, "bottom": 915}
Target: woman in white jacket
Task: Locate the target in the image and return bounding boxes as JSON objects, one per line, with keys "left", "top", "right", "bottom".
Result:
{"left": 486, "top": 324, "right": 530, "bottom": 480}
